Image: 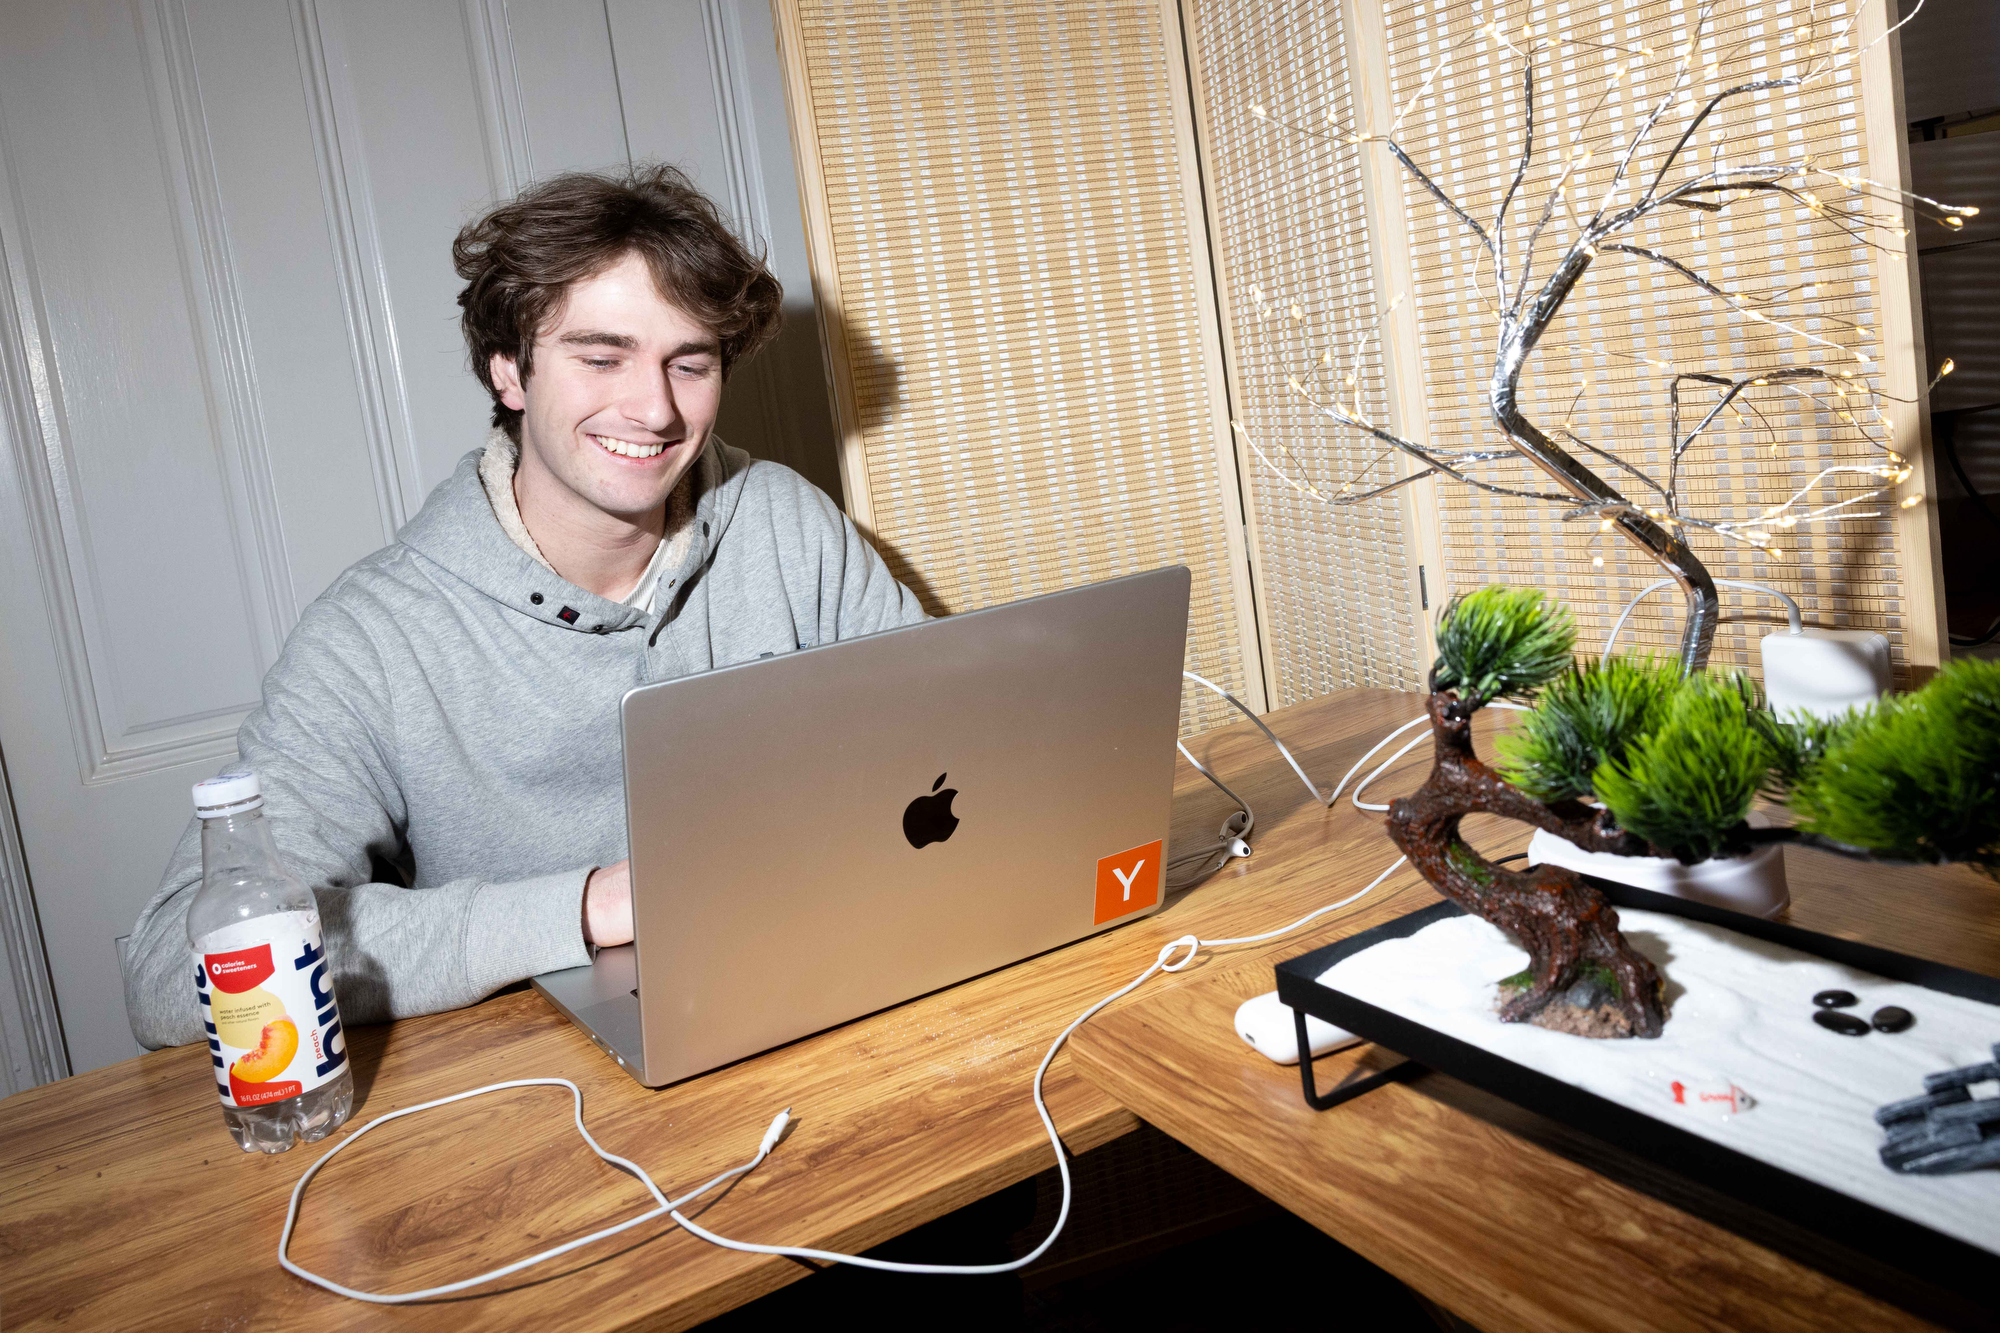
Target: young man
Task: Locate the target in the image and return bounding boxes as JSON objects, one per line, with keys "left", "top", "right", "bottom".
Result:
{"left": 124, "top": 166, "right": 925, "bottom": 1049}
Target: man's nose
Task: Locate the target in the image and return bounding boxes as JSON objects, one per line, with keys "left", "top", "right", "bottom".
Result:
{"left": 622, "top": 364, "right": 681, "bottom": 435}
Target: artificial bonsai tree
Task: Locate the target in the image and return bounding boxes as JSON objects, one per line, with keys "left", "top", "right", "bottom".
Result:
{"left": 1389, "top": 584, "right": 2000, "bottom": 1039}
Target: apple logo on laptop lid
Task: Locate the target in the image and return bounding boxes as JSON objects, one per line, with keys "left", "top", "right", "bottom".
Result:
{"left": 903, "top": 773, "right": 960, "bottom": 849}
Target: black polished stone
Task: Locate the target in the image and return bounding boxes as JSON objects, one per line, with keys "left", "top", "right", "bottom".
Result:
{"left": 1813, "top": 989, "right": 1859, "bottom": 1009}
{"left": 1813, "top": 1009, "right": 1870, "bottom": 1036}
{"left": 1872, "top": 1005, "right": 1914, "bottom": 1033}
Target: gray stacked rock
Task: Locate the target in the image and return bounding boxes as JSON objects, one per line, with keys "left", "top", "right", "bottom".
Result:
{"left": 1876, "top": 1041, "right": 2000, "bottom": 1174}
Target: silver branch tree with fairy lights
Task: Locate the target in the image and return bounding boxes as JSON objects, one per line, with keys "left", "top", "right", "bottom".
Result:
{"left": 1231, "top": 0, "right": 1969, "bottom": 675}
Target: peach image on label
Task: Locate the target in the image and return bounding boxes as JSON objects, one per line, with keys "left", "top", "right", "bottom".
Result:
{"left": 231, "top": 1018, "right": 299, "bottom": 1083}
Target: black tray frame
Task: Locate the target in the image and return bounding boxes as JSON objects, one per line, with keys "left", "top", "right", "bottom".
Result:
{"left": 1275, "top": 877, "right": 2000, "bottom": 1331}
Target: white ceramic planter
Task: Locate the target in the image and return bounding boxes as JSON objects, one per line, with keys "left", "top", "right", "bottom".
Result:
{"left": 1525, "top": 827, "right": 1790, "bottom": 918}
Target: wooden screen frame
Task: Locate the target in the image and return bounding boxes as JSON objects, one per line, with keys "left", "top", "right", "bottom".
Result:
{"left": 1861, "top": 0, "right": 1949, "bottom": 674}
{"left": 1337, "top": 0, "right": 1447, "bottom": 666}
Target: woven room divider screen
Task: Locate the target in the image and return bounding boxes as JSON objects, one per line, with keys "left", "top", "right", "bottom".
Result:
{"left": 773, "top": 0, "right": 1262, "bottom": 735}
{"left": 1182, "top": 0, "right": 1430, "bottom": 705}
{"left": 1188, "top": 0, "right": 1943, "bottom": 683}
{"left": 776, "top": 0, "right": 1943, "bottom": 726}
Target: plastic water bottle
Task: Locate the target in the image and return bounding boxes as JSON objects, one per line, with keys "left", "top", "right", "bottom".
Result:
{"left": 186, "top": 770, "right": 353, "bottom": 1153}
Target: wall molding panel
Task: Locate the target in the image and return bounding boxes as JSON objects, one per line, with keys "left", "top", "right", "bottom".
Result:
{"left": 0, "top": 0, "right": 307, "bottom": 786}
{"left": 0, "top": 749, "right": 66, "bottom": 1092}
{"left": 463, "top": 0, "right": 534, "bottom": 195}
{"left": 0, "top": 124, "right": 72, "bottom": 1091}
{"left": 290, "top": 0, "right": 424, "bottom": 536}
{"left": 700, "top": 0, "right": 790, "bottom": 488}
{"left": 700, "top": 0, "right": 766, "bottom": 243}
{"left": 154, "top": 0, "right": 297, "bottom": 668}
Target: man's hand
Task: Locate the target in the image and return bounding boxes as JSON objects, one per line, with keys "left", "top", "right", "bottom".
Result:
{"left": 583, "top": 861, "right": 634, "bottom": 948}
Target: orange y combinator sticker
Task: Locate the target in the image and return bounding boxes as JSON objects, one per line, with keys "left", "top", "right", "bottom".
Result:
{"left": 1094, "top": 840, "right": 1163, "bottom": 925}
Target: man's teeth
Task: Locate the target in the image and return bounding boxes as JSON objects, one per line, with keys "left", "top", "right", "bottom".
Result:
{"left": 592, "top": 435, "right": 668, "bottom": 459}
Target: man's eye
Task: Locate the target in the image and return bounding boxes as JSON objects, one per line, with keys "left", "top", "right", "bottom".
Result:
{"left": 583, "top": 357, "right": 620, "bottom": 370}
{"left": 672, "top": 362, "right": 717, "bottom": 379}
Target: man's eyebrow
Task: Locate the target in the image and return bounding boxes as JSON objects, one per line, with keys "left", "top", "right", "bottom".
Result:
{"left": 556, "top": 329, "right": 639, "bottom": 350}
{"left": 554, "top": 330, "right": 718, "bottom": 358}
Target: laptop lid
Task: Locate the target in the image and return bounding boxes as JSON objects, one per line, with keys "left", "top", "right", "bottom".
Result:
{"left": 616, "top": 565, "right": 1190, "bottom": 1086}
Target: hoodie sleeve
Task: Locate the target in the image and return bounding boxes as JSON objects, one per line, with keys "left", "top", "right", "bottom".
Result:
{"left": 122, "top": 594, "right": 592, "bottom": 1049}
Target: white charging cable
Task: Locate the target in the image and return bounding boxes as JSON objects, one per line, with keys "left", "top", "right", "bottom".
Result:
{"left": 1602, "top": 578, "right": 1803, "bottom": 657}
{"left": 277, "top": 704, "right": 1419, "bottom": 1301}
{"left": 1345, "top": 700, "right": 1529, "bottom": 813}
{"left": 278, "top": 1078, "right": 787, "bottom": 1302}
{"left": 643, "top": 856, "right": 1408, "bottom": 1276}
{"left": 278, "top": 856, "right": 1409, "bottom": 1298}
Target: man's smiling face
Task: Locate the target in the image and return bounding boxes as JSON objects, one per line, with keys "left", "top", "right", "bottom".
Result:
{"left": 490, "top": 250, "right": 722, "bottom": 523}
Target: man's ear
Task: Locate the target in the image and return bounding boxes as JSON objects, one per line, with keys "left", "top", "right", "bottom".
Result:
{"left": 489, "top": 352, "right": 527, "bottom": 411}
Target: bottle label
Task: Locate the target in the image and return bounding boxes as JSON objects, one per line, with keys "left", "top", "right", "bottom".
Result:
{"left": 195, "top": 918, "right": 346, "bottom": 1108}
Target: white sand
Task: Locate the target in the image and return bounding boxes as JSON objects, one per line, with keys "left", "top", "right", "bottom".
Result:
{"left": 1318, "top": 910, "right": 2000, "bottom": 1253}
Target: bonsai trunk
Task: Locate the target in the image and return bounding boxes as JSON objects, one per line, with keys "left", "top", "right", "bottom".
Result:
{"left": 1385, "top": 689, "right": 1667, "bottom": 1038}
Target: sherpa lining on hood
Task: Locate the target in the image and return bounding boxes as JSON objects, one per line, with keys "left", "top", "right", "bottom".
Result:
{"left": 476, "top": 426, "right": 703, "bottom": 587}
{"left": 396, "top": 428, "right": 750, "bottom": 636}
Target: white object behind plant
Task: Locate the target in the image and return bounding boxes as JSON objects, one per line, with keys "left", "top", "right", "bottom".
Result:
{"left": 1527, "top": 829, "right": 1790, "bottom": 918}
{"left": 1761, "top": 628, "right": 1891, "bottom": 719}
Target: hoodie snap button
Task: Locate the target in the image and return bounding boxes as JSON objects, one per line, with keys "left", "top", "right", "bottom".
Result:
{"left": 530, "top": 592, "right": 544, "bottom": 605}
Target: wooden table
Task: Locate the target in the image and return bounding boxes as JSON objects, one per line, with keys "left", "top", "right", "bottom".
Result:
{"left": 2, "top": 688, "right": 1481, "bottom": 1332}
{"left": 1067, "top": 703, "right": 2000, "bottom": 1333}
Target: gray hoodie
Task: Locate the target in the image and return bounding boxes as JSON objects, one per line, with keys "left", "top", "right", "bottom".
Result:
{"left": 124, "top": 436, "right": 925, "bottom": 1049}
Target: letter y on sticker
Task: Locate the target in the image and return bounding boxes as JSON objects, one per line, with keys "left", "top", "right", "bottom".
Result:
{"left": 1094, "top": 841, "right": 1163, "bottom": 925}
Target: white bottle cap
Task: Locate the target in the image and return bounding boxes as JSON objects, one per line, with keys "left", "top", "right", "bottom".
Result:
{"left": 192, "top": 768, "right": 262, "bottom": 819}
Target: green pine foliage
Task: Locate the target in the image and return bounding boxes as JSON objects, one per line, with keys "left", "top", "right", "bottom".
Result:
{"left": 1432, "top": 585, "right": 1574, "bottom": 707}
{"left": 1790, "top": 658, "right": 2000, "bottom": 869}
{"left": 1429, "top": 581, "right": 1998, "bottom": 874}
{"left": 1496, "top": 655, "right": 1680, "bottom": 802}
{"left": 1590, "top": 673, "right": 1774, "bottom": 863}
{"left": 1749, "top": 706, "right": 1852, "bottom": 796}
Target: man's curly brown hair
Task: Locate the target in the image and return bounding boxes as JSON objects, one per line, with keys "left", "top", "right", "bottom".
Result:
{"left": 453, "top": 164, "right": 783, "bottom": 439}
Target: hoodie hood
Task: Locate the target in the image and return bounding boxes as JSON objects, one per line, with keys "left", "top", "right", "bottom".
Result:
{"left": 396, "top": 429, "right": 755, "bottom": 635}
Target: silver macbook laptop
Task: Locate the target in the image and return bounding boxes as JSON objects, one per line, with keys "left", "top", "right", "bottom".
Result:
{"left": 534, "top": 566, "right": 1191, "bottom": 1087}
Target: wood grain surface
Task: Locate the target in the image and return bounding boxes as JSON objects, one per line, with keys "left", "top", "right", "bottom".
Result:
{"left": 1, "top": 688, "right": 1492, "bottom": 1332}
{"left": 1068, "top": 722, "right": 2000, "bottom": 1333}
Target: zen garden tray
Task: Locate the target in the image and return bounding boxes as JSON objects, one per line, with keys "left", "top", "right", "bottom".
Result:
{"left": 1276, "top": 878, "right": 2000, "bottom": 1332}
